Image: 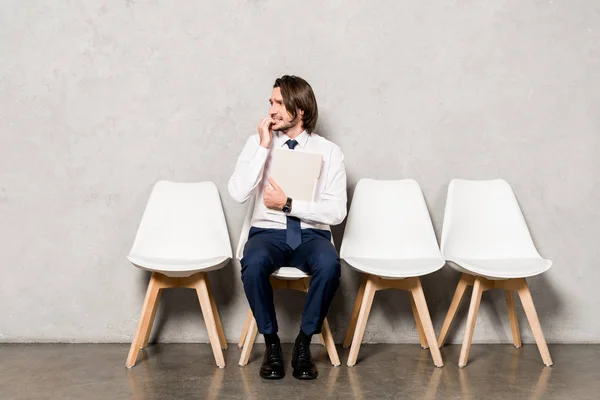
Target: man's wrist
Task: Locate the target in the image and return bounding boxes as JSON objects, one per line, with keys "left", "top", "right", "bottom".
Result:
{"left": 282, "top": 197, "right": 292, "bottom": 213}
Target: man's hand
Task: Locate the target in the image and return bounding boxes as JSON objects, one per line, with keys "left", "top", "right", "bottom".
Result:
{"left": 263, "top": 177, "right": 287, "bottom": 210}
{"left": 258, "top": 116, "right": 274, "bottom": 148}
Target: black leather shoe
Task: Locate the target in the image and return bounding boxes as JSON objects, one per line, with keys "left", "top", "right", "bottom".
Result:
{"left": 292, "top": 341, "right": 318, "bottom": 380}
{"left": 260, "top": 343, "right": 285, "bottom": 380}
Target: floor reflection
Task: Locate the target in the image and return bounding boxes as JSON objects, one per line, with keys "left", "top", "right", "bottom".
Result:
{"left": 125, "top": 345, "right": 555, "bottom": 400}
{"left": 127, "top": 349, "right": 226, "bottom": 400}
{"left": 457, "top": 356, "right": 553, "bottom": 400}
{"left": 347, "top": 350, "right": 446, "bottom": 399}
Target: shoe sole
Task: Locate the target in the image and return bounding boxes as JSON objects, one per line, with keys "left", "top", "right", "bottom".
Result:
{"left": 260, "top": 372, "right": 285, "bottom": 380}
{"left": 292, "top": 371, "right": 318, "bottom": 380}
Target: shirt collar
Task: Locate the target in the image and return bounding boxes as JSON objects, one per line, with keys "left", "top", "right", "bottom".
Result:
{"left": 278, "top": 130, "right": 309, "bottom": 148}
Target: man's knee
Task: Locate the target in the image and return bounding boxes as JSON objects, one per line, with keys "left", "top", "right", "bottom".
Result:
{"left": 241, "top": 248, "right": 273, "bottom": 281}
{"left": 312, "top": 252, "right": 341, "bottom": 282}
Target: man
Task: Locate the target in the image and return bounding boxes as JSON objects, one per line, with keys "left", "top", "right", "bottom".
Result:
{"left": 228, "top": 75, "right": 347, "bottom": 380}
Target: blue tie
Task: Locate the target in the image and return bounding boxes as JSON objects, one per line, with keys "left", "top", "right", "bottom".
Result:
{"left": 285, "top": 139, "right": 302, "bottom": 249}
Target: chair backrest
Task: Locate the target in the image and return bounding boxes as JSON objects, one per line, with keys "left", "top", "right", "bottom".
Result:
{"left": 441, "top": 179, "right": 542, "bottom": 260}
{"left": 340, "top": 179, "right": 442, "bottom": 260}
{"left": 129, "top": 181, "right": 232, "bottom": 261}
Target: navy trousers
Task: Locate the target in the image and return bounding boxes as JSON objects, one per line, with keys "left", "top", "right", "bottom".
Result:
{"left": 241, "top": 227, "right": 341, "bottom": 335}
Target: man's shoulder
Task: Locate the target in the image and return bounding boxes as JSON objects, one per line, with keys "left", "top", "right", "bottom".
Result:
{"left": 310, "top": 133, "right": 343, "bottom": 154}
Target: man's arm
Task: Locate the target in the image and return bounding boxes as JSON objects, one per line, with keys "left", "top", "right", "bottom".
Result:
{"left": 228, "top": 135, "right": 270, "bottom": 203}
{"left": 288, "top": 145, "right": 347, "bottom": 226}
{"left": 228, "top": 117, "right": 275, "bottom": 203}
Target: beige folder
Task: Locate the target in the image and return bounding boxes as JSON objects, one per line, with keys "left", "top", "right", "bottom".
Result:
{"left": 269, "top": 148, "right": 323, "bottom": 202}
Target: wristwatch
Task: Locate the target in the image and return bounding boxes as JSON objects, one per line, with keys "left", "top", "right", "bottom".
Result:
{"left": 282, "top": 197, "right": 293, "bottom": 214}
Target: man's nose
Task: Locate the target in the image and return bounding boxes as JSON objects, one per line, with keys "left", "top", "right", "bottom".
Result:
{"left": 269, "top": 104, "right": 277, "bottom": 116}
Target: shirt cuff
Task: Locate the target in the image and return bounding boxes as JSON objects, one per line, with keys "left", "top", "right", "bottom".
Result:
{"left": 289, "top": 199, "right": 309, "bottom": 218}
{"left": 253, "top": 142, "right": 270, "bottom": 160}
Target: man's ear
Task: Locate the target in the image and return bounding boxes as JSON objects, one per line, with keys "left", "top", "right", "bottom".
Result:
{"left": 299, "top": 109, "right": 304, "bottom": 116}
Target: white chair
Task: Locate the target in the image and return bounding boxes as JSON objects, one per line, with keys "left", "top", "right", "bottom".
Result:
{"left": 341, "top": 179, "right": 445, "bottom": 367}
{"left": 125, "top": 181, "right": 232, "bottom": 368}
{"left": 437, "top": 179, "right": 553, "bottom": 367}
{"left": 236, "top": 197, "right": 341, "bottom": 367}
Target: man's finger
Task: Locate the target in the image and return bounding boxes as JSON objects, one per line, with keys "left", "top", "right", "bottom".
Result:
{"left": 268, "top": 177, "right": 281, "bottom": 190}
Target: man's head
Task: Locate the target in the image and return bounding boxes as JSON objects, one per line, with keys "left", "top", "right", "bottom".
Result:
{"left": 269, "top": 75, "right": 318, "bottom": 134}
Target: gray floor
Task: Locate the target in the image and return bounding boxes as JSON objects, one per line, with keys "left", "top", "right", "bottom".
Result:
{"left": 0, "top": 343, "right": 597, "bottom": 400}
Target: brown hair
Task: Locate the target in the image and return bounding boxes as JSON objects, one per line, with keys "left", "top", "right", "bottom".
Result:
{"left": 273, "top": 75, "right": 318, "bottom": 133}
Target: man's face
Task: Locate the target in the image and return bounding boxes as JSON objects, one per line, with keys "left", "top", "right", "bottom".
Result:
{"left": 269, "top": 87, "right": 301, "bottom": 132}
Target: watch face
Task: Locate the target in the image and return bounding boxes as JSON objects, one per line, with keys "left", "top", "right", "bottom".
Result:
{"left": 283, "top": 198, "right": 292, "bottom": 213}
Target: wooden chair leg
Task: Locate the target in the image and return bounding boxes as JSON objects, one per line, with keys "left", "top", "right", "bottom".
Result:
{"left": 438, "top": 274, "right": 470, "bottom": 347}
{"left": 516, "top": 279, "right": 553, "bottom": 366}
{"left": 195, "top": 274, "right": 225, "bottom": 368}
{"left": 409, "top": 291, "right": 429, "bottom": 349}
{"left": 321, "top": 318, "right": 341, "bottom": 366}
{"left": 343, "top": 274, "right": 368, "bottom": 348}
{"left": 458, "top": 277, "right": 484, "bottom": 368}
{"left": 347, "top": 275, "right": 377, "bottom": 367}
{"left": 410, "top": 278, "right": 444, "bottom": 367}
{"left": 141, "top": 289, "right": 162, "bottom": 349}
{"left": 239, "top": 317, "right": 258, "bottom": 366}
{"left": 238, "top": 310, "right": 253, "bottom": 349}
{"left": 126, "top": 273, "right": 162, "bottom": 368}
{"left": 205, "top": 277, "right": 228, "bottom": 350}
{"left": 505, "top": 290, "right": 522, "bottom": 348}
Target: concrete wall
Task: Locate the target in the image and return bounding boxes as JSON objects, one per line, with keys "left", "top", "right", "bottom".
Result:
{"left": 1, "top": 0, "right": 599, "bottom": 344}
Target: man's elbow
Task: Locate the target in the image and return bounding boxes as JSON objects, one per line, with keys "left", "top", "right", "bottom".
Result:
{"left": 228, "top": 181, "right": 249, "bottom": 204}
{"left": 230, "top": 192, "right": 248, "bottom": 204}
{"left": 329, "top": 207, "right": 347, "bottom": 226}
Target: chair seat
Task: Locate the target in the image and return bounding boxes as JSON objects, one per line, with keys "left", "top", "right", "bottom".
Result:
{"left": 271, "top": 267, "right": 309, "bottom": 280}
{"left": 127, "top": 254, "right": 231, "bottom": 278}
{"left": 343, "top": 257, "right": 445, "bottom": 279}
{"left": 446, "top": 257, "right": 552, "bottom": 279}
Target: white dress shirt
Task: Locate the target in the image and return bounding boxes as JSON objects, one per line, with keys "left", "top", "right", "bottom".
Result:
{"left": 228, "top": 130, "right": 347, "bottom": 231}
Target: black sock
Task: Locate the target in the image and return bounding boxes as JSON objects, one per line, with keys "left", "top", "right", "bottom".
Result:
{"left": 295, "top": 330, "right": 312, "bottom": 345}
{"left": 264, "top": 333, "right": 280, "bottom": 346}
